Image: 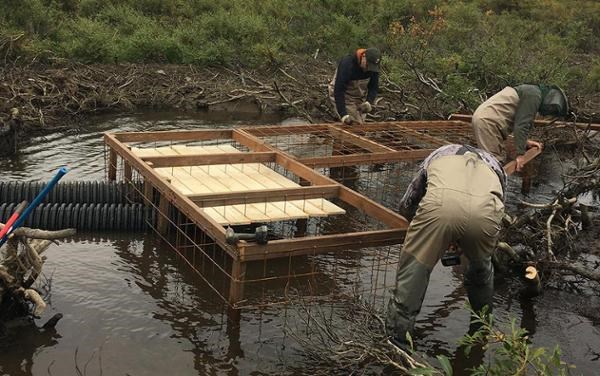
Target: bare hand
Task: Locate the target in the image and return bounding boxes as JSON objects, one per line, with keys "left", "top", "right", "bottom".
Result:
{"left": 526, "top": 139, "right": 543, "bottom": 150}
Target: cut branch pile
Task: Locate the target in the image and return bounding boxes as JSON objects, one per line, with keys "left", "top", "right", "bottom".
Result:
{"left": 285, "top": 293, "right": 441, "bottom": 375}
{"left": 497, "top": 137, "right": 600, "bottom": 290}
{"left": 0, "top": 223, "right": 75, "bottom": 318}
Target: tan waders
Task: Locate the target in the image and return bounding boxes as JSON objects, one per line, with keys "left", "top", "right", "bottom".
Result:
{"left": 386, "top": 153, "right": 504, "bottom": 342}
{"left": 328, "top": 70, "right": 369, "bottom": 124}
{"left": 471, "top": 86, "right": 520, "bottom": 162}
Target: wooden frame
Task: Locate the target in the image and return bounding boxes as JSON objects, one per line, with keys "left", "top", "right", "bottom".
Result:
{"left": 105, "top": 126, "right": 411, "bottom": 263}
{"left": 105, "top": 120, "right": 545, "bottom": 306}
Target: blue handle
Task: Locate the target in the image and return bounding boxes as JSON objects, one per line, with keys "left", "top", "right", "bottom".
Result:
{"left": 0, "top": 167, "right": 68, "bottom": 246}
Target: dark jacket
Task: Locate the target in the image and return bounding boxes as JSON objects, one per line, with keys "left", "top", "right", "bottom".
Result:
{"left": 512, "top": 84, "right": 568, "bottom": 155}
{"left": 333, "top": 54, "right": 379, "bottom": 117}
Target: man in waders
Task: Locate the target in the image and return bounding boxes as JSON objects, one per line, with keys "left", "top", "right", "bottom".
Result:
{"left": 328, "top": 48, "right": 381, "bottom": 125}
{"left": 386, "top": 144, "right": 506, "bottom": 346}
{"left": 471, "top": 84, "right": 569, "bottom": 171}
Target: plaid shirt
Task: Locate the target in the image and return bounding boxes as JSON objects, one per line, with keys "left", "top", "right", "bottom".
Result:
{"left": 398, "top": 144, "right": 507, "bottom": 220}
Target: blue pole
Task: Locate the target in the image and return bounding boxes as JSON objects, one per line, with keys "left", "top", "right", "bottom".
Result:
{"left": 0, "top": 166, "right": 68, "bottom": 247}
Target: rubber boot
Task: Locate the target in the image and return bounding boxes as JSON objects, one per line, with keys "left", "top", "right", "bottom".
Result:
{"left": 385, "top": 253, "right": 431, "bottom": 344}
{"left": 464, "top": 258, "right": 494, "bottom": 332}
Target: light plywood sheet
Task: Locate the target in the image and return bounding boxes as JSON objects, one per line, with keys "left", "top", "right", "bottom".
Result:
{"left": 132, "top": 144, "right": 345, "bottom": 225}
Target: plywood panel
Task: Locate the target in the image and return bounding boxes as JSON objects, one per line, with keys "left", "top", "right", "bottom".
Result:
{"left": 132, "top": 144, "right": 345, "bottom": 225}
{"left": 172, "top": 145, "right": 311, "bottom": 223}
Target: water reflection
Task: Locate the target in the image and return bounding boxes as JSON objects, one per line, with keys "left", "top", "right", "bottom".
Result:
{"left": 0, "top": 111, "right": 282, "bottom": 181}
{"left": 0, "top": 317, "right": 61, "bottom": 376}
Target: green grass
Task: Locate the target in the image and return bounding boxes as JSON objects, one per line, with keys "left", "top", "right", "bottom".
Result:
{"left": 1, "top": 0, "right": 598, "bottom": 107}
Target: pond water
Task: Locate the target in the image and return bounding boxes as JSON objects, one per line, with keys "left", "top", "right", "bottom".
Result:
{"left": 0, "top": 112, "right": 598, "bottom": 376}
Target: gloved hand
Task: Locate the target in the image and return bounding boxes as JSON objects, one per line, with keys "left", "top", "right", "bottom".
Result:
{"left": 341, "top": 114, "right": 353, "bottom": 125}
{"left": 359, "top": 101, "right": 372, "bottom": 113}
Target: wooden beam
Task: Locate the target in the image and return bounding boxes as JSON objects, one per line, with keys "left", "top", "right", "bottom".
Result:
{"left": 299, "top": 149, "right": 433, "bottom": 168}
{"left": 190, "top": 185, "right": 340, "bottom": 206}
{"left": 241, "top": 124, "right": 329, "bottom": 136}
{"left": 350, "top": 120, "right": 469, "bottom": 130}
{"left": 141, "top": 152, "right": 276, "bottom": 167}
{"left": 157, "top": 193, "right": 169, "bottom": 235}
{"left": 503, "top": 147, "right": 542, "bottom": 175}
{"left": 228, "top": 260, "right": 247, "bottom": 306}
{"left": 328, "top": 125, "right": 396, "bottom": 152}
{"left": 239, "top": 229, "right": 406, "bottom": 261}
{"left": 108, "top": 149, "right": 117, "bottom": 181}
{"left": 124, "top": 161, "right": 132, "bottom": 181}
{"left": 448, "top": 114, "right": 473, "bottom": 123}
{"left": 113, "top": 129, "right": 233, "bottom": 142}
{"left": 449, "top": 113, "right": 600, "bottom": 131}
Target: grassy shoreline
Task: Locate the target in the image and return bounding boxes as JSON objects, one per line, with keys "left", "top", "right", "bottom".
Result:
{"left": 1, "top": 0, "right": 599, "bottom": 129}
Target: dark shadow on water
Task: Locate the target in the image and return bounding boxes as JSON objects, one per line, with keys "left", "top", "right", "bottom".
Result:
{"left": 0, "top": 317, "right": 61, "bottom": 376}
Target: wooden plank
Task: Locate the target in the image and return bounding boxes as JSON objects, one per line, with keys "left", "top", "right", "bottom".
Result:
{"left": 448, "top": 114, "right": 474, "bottom": 123}
{"left": 207, "top": 163, "right": 307, "bottom": 223}
{"left": 190, "top": 185, "right": 339, "bottom": 206}
{"left": 181, "top": 144, "right": 343, "bottom": 217}
{"left": 239, "top": 229, "right": 406, "bottom": 261}
{"left": 299, "top": 149, "right": 433, "bottom": 168}
{"left": 242, "top": 124, "right": 329, "bottom": 136}
{"left": 166, "top": 147, "right": 277, "bottom": 225}
{"left": 108, "top": 149, "right": 117, "bottom": 181}
{"left": 233, "top": 163, "right": 329, "bottom": 216}
{"left": 239, "top": 121, "right": 470, "bottom": 135}
{"left": 235, "top": 161, "right": 344, "bottom": 216}
{"left": 141, "top": 152, "right": 276, "bottom": 168}
{"left": 503, "top": 147, "right": 542, "bottom": 175}
{"left": 134, "top": 146, "right": 248, "bottom": 225}
{"left": 139, "top": 146, "right": 255, "bottom": 225}
{"left": 114, "top": 129, "right": 232, "bottom": 142}
{"left": 328, "top": 125, "right": 396, "bottom": 152}
{"left": 348, "top": 121, "right": 468, "bottom": 130}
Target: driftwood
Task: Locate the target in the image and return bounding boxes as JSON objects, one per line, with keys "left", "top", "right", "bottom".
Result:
{"left": 498, "top": 133, "right": 600, "bottom": 293}
{"left": 0, "top": 222, "right": 75, "bottom": 318}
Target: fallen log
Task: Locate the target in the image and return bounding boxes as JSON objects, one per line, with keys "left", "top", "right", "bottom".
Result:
{"left": 0, "top": 223, "right": 75, "bottom": 318}
{"left": 542, "top": 261, "right": 600, "bottom": 283}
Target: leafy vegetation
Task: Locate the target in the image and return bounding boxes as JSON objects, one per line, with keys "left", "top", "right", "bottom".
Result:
{"left": 457, "top": 308, "right": 574, "bottom": 375}
{"left": 407, "top": 306, "right": 575, "bottom": 375}
{"left": 0, "top": 0, "right": 598, "bottom": 111}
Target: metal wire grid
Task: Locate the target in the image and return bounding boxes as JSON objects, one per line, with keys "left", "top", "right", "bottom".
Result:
{"left": 104, "top": 141, "right": 401, "bottom": 308}
{"left": 316, "top": 161, "right": 422, "bottom": 209}
{"left": 401, "top": 122, "right": 475, "bottom": 145}
{"left": 243, "top": 125, "right": 371, "bottom": 159}
{"left": 348, "top": 127, "right": 441, "bottom": 151}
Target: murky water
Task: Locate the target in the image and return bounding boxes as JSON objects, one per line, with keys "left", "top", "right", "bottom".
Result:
{"left": 1, "top": 113, "right": 599, "bottom": 375}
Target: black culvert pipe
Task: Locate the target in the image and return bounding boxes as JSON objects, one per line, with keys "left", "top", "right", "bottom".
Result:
{"left": 0, "top": 181, "right": 143, "bottom": 205}
{"left": 0, "top": 203, "right": 153, "bottom": 232}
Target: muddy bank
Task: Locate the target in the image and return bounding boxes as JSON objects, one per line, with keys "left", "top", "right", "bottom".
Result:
{"left": 0, "top": 60, "right": 415, "bottom": 134}
{"left": 4, "top": 61, "right": 597, "bottom": 136}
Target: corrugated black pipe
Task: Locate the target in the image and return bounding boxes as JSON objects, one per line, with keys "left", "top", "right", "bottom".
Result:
{"left": 0, "top": 203, "right": 153, "bottom": 232}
